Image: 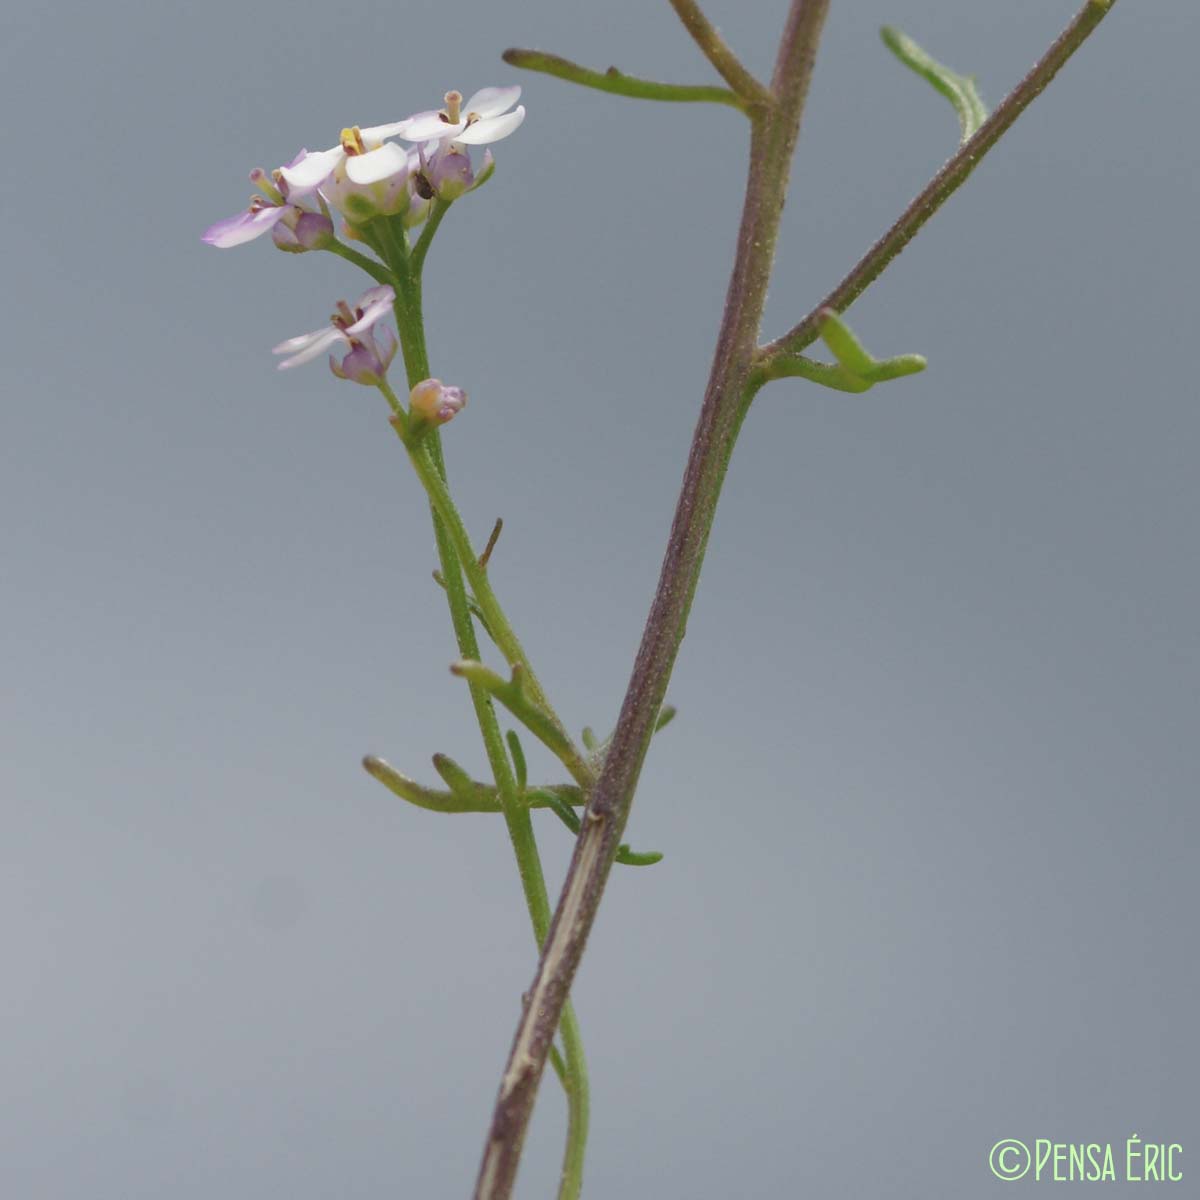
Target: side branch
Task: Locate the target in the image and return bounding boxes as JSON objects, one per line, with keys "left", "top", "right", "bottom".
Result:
{"left": 668, "top": 0, "right": 773, "bottom": 108}
{"left": 502, "top": 48, "right": 745, "bottom": 113}
{"left": 762, "top": 0, "right": 1119, "bottom": 360}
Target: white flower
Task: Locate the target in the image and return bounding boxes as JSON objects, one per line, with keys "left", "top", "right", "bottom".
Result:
{"left": 272, "top": 285, "right": 396, "bottom": 372}
{"left": 278, "top": 122, "right": 413, "bottom": 196}
{"left": 398, "top": 86, "right": 525, "bottom": 147}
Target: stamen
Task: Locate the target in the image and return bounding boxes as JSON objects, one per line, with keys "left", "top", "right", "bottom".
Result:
{"left": 340, "top": 126, "right": 367, "bottom": 156}
{"left": 332, "top": 299, "right": 356, "bottom": 328}
{"left": 443, "top": 90, "right": 462, "bottom": 124}
{"left": 250, "top": 167, "right": 284, "bottom": 206}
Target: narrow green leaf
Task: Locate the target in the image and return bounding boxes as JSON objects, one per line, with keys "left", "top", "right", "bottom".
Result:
{"left": 615, "top": 845, "right": 664, "bottom": 867}
{"left": 505, "top": 729, "right": 528, "bottom": 791}
{"left": 432, "top": 753, "right": 479, "bottom": 803}
{"left": 881, "top": 26, "right": 988, "bottom": 144}
{"left": 451, "top": 659, "right": 585, "bottom": 778}
{"left": 363, "top": 755, "right": 496, "bottom": 814}
{"left": 532, "top": 788, "right": 583, "bottom": 836}
{"left": 817, "top": 310, "right": 877, "bottom": 377}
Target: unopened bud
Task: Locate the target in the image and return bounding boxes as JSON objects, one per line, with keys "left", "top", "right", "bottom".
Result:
{"left": 409, "top": 378, "right": 467, "bottom": 425}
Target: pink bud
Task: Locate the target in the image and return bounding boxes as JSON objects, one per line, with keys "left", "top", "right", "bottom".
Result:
{"left": 409, "top": 378, "right": 467, "bottom": 425}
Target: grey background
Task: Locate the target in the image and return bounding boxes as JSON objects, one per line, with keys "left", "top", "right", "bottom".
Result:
{"left": 2, "top": 1, "right": 1196, "bottom": 1196}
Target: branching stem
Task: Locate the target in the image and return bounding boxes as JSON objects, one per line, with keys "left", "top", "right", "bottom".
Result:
{"left": 667, "top": 0, "right": 773, "bottom": 108}
{"left": 760, "top": 0, "right": 1119, "bottom": 362}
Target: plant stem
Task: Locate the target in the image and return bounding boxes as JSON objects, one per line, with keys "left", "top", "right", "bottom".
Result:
{"left": 471, "top": 4, "right": 831, "bottom": 1197}
{"left": 324, "top": 238, "right": 394, "bottom": 285}
{"left": 405, "top": 445, "right": 592, "bottom": 786}
{"left": 667, "top": 0, "right": 773, "bottom": 108}
{"left": 376, "top": 230, "right": 591, "bottom": 1198}
{"left": 760, "top": 0, "right": 1119, "bottom": 362}
{"left": 411, "top": 198, "right": 452, "bottom": 278}
{"left": 501, "top": 47, "right": 745, "bottom": 112}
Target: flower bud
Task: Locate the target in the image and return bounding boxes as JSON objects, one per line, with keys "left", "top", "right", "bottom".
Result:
{"left": 272, "top": 208, "right": 335, "bottom": 253}
{"left": 426, "top": 146, "right": 474, "bottom": 201}
{"left": 329, "top": 328, "right": 398, "bottom": 386}
{"left": 409, "top": 378, "right": 467, "bottom": 425}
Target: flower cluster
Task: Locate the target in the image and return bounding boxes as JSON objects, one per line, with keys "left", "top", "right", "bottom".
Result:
{"left": 205, "top": 86, "right": 517, "bottom": 420}
{"left": 202, "top": 87, "right": 524, "bottom": 249}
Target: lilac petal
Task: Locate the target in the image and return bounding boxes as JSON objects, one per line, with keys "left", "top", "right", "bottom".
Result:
{"left": 273, "top": 325, "right": 347, "bottom": 368}
{"left": 202, "top": 204, "right": 289, "bottom": 248}
{"left": 463, "top": 85, "right": 521, "bottom": 119}
{"left": 345, "top": 142, "right": 412, "bottom": 185}
{"left": 400, "top": 109, "right": 465, "bottom": 142}
{"left": 279, "top": 146, "right": 343, "bottom": 195}
{"left": 456, "top": 106, "right": 525, "bottom": 145}
{"left": 346, "top": 285, "right": 396, "bottom": 334}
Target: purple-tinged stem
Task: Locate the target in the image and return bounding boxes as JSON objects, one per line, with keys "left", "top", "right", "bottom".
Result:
{"left": 472, "top": 4, "right": 832, "bottom": 1197}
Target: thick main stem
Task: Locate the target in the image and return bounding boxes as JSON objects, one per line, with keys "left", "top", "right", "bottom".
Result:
{"left": 472, "top": 4, "right": 831, "bottom": 1197}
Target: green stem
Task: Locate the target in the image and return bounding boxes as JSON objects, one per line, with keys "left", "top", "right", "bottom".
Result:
{"left": 323, "top": 238, "right": 394, "bottom": 286}
{"left": 667, "top": 0, "right": 773, "bottom": 108}
{"left": 405, "top": 446, "right": 588, "bottom": 779}
{"left": 377, "top": 233, "right": 590, "bottom": 1199}
{"left": 411, "top": 198, "right": 452, "bottom": 278}
{"left": 501, "top": 47, "right": 745, "bottom": 113}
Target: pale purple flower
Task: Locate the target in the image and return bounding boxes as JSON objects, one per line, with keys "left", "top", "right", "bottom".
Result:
{"left": 409, "top": 378, "right": 467, "bottom": 425}
{"left": 273, "top": 286, "right": 398, "bottom": 385}
{"left": 203, "top": 157, "right": 331, "bottom": 250}
{"left": 398, "top": 86, "right": 525, "bottom": 147}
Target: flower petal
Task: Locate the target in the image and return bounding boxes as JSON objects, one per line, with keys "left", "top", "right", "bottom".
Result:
{"left": 278, "top": 145, "right": 343, "bottom": 195}
{"left": 201, "top": 204, "right": 289, "bottom": 248}
{"left": 463, "top": 85, "right": 521, "bottom": 119}
{"left": 399, "top": 109, "right": 465, "bottom": 142}
{"left": 273, "top": 325, "right": 347, "bottom": 368}
{"left": 360, "top": 120, "right": 410, "bottom": 145}
{"left": 346, "top": 285, "right": 396, "bottom": 334}
{"left": 456, "top": 106, "right": 525, "bottom": 145}
{"left": 344, "top": 142, "right": 412, "bottom": 185}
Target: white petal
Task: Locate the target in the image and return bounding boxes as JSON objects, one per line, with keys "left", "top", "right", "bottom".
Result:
{"left": 456, "top": 106, "right": 525, "bottom": 145}
{"left": 359, "top": 119, "right": 410, "bottom": 145}
{"left": 278, "top": 145, "right": 343, "bottom": 194}
{"left": 463, "top": 85, "right": 521, "bottom": 119}
{"left": 347, "top": 286, "right": 396, "bottom": 334}
{"left": 345, "top": 142, "right": 412, "bottom": 185}
{"left": 400, "top": 109, "right": 465, "bottom": 142}
{"left": 274, "top": 326, "right": 347, "bottom": 368}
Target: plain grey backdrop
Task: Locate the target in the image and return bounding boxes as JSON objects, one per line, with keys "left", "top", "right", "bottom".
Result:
{"left": 2, "top": 1, "right": 1196, "bottom": 1196}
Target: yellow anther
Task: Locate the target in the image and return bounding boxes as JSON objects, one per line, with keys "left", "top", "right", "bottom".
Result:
{"left": 339, "top": 126, "right": 366, "bottom": 155}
